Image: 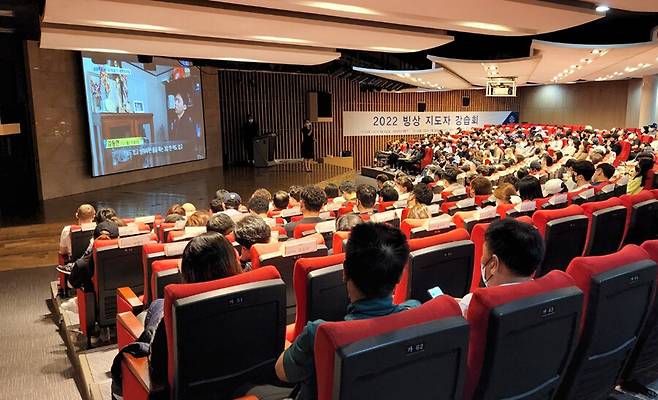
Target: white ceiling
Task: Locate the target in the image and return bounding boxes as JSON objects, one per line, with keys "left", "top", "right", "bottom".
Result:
{"left": 354, "top": 39, "right": 658, "bottom": 90}
{"left": 40, "top": 26, "right": 341, "bottom": 65}
{"left": 215, "top": 0, "right": 603, "bottom": 36}
{"left": 581, "top": 0, "right": 658, "bottom": 12}
{"left": 352, "top": 66, "right": 473, "bottom": 90}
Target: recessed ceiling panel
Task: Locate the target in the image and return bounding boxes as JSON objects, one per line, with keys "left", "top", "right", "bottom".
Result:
{"left": 352, "top": 66, "right": 474, "bottom": 90}
{"left": 428, "top": 55, "right": 543, "bottom": 86}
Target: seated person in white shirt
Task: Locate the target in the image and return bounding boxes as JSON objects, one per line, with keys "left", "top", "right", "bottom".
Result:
{"left": 568, "top": 160, "right": 595, "bottom": 192}
{"left": 59, "top": 204, "right": 96, "bottom": 261}
{"left": 247, "top": 195, "right": 275, "bottom": 226}
{"left": 459, "top": 218, "right": 545, "bottom": 316}
{"left": 221, "top": 192, "right": 245, "bottom": 221}
{"left": 442, "top": 166, "right": 465, "bottom": 193}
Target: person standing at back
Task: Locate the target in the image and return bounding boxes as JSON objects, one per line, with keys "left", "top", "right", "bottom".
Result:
{"left": 242, "top": 114, "right": 259, "bottom": 165}
{"left": 301, "top": 119, "right": 314, "bottom": 172}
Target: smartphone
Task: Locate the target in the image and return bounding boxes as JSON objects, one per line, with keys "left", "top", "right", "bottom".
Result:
{"left": 428, "top": 286, "right": 444, "bottom": 299}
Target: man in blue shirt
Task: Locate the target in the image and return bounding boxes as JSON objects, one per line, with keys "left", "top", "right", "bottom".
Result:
{"left": 270, "top": 222, "right": 420, "bottom": 400}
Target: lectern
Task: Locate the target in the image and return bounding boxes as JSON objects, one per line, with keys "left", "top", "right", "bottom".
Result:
{"left": 253, "top": 133, "right": 276, "bottom": 168}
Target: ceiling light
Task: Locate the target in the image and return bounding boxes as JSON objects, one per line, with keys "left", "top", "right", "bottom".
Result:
{"left": 215, "top": 57, "right": 264, "bottom": 63}
{"left": 251, "top": 35, "right": 311, "bottom": 44}
{"left": 595, "top": 5, "right": 610, "bottom": 12}
{"left": 301, "top": 2, "right": 381, "bottom": 15}
{"left": 88, "top": 21, "right": 179, "bottom": 32}
{"left": 403, "top": 73, "right": 411, "bottom": 78}
{"left": 456, "top": 21, "right": 513, "bottom": 32}
{"left": 74, "top": 47, "right": 130, "bottom": 54}
{"left": 625, "top": 66, "right": 639, "bottom": 73}
{"left": 0, "top": 9, "right": 15, "bottom": 17}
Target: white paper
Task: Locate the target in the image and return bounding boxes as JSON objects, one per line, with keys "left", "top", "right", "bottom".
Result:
{"left": 371, "top": 210, "right": 397, "bottom": 223}
{"left": 398, "top": 193, "right": 410, "bottom": 201}
{"left": 174, "top": 219, "right": 187, "bottom": 230}
{"left": 271, "top": 230, "right": 280, "bottom": 241}
{"left": 315, "top": 220, "right": 336, "bottom": 234}
{"left": 80, "top": 222, "right": 96, "bottom": 231}
{"left": 431, "top": 193, "right": 442, "bottom": 204}
{"left": 164, "top": 241, "right": 188, "bottom": 257}
{"left": 549, "top": 193, "right": 568, "bottom": 205}
{"left": 318, "top": 212, "right": 331, "bottom": 220}
{"left": 393, "top": 200, "right": 407, "bottom": 209}
{"left": 325, "top": 202, "right": 341, "bottom": 211}
{"left": 452, "top": 187, "right": 467, "bottom": 196}
{"left": 478, "top": 206, "right": 497, "bottom": 220}
{"left": 264, "top": 217, "right": 277, "bottom": 227}
{"left": 601, "top": 183, "right": 615, "bottom": 193}
{"left": 118, "top": 225, "right": 139, "bottom": 236}
{"left": 118, "top": 233, "right": 152, "bottom": 249}
{"left": 283, "top": 238, "right": 318, "bottom": 257}
{"left": 617, "top": 175, "right": 629, "bottom": 186}
{"left": 515, "top": 201, "right": 536, "bottom": 213}
{"left": 456, "top": 198, "right": 475, "bottom": 208}
{"left": 184, "top": 226, "right": 207, "bottom": 237}
{"left": 579, "top": 188, "right": 595, "bottom": 199}
{"left": 134, "top": 215, "right": 155, "bottom": 224}
{"left": 428, "top": 204, "right": 441, "bottom": 215}
{"left": 427, "top": 215, "right": 452, "bottom": 231}
{"left": 281, "top": 207, "right": 302, "bottom": 217}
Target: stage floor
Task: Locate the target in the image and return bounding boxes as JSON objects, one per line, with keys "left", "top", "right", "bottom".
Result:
{"left": 0, "top": 163, "right": 354, "bottom": 271}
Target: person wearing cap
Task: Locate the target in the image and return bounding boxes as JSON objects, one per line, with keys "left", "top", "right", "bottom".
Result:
{"left": 542, "top": 178, "right": 567, "bottom": 198}
{"left": 221, "top": 192, "right": 244, "bottom": 221}
{"left": 58, "top": 204, "right": 96, "bottom": 261}
{"left": 57, "top": 221, "right": 120, "bottom": 291}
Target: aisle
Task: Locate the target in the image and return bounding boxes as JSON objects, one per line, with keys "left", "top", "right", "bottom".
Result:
{"left": 0, "top": 266, "right": 81, "bottom": 400}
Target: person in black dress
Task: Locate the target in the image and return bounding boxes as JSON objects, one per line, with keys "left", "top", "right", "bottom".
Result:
{"left": 242, "top": 114, "right": 259, "bottom": 165}
{"left": 301, "top": 119, "right": 314, "bottom": 172}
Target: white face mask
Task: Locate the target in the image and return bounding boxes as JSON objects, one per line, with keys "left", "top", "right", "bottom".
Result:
{"left": 481, "top": 257, "right": 493, "bottom": 287}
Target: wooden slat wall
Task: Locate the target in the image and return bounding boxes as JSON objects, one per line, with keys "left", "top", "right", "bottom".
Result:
{"left": 218, "top": 70, "right": 520, "bottom": 170}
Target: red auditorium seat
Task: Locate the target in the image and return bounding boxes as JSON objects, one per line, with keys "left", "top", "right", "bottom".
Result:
{"left": 419, "top": 146, "right": 433, "bottom": 170}
{"left": 613, "top": 141, "right": 631, "bottom": 167}
{"left": 580, "top": 198, "right": 627, "bottom": 256}
{"left": 293, "top": 222, "right": 321, "bottom": 239}
{"left": 120, "top": 266, "right": 286, "bottom": 400}
{"left": 532, "top": 205, "right": 588, "bottom": 276}
{"left": 287, "top": 253, "right": 347, "bottom": 342}
{"left": 78, "top": 234, "right": 156, "bottom": 347}
{"left": 332, "top": 231, "right": 350, "bottom": 254}
{"left": 138, "top": 242, "right": 188, "bottom": 306}
{"left": 337, "top": 202, "right": 356, "bottom": 216}
{"left": 377, "top": 201, "right": 395, "bottom": 212}
{"left": 452, "top": 209, "right": 499, "bottom": 234}
{"left": 394, "top": 228, "right": 470, "bottom": 304}
{"left": 400, "top": 217, "right": 455, "bottom": 240}
{"left": 620, "top": 240, "right": 658, "bottom": 394}
{"left": 620, "top": 191, "right": 658, "bottom": 245}
{"left": 314, "top": 295, "right": 468, "bottom": 400}
{"left": 465, "top": 270, "right": 582, "bottom": 400}
{"left": 251, "top": 234, "right": 328, "bottom": 313}
{"left": 559, "top": 245, "right": 657, "bottom": 400}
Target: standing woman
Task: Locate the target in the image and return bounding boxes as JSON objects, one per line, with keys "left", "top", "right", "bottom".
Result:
{"left": 301, "top": 119, "right": 314, "bottom": 172}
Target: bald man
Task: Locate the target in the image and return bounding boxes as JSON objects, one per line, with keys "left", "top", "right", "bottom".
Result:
{"left": 59, "top": 204, "right": 96, "bottom": 260}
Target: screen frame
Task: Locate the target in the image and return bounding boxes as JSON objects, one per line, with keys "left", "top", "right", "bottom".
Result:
{"left": 79, "top": 52, "right": 208, "bottom": 178}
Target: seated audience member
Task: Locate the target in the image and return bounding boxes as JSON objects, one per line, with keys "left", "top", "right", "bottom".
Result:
{"left": 542, "top": 154, "right": 555, "bottom": 172}
{"left": 336, "top": 213, "right": 362, "bottom": 232}
{"left": 589, "top": 148, "right": 604, "bottom": 165}
{"left": 267, "top": 223, "right": 419, "bottom": 399}
{"left": 542, "top": 178, "right": 568, "bottom": 198}
{"left": 272, "top": 191, "right": 290, "bottom": 213}
{"left": 375, "top": 173, "right": 390, "bottom": 192}
{"left": 234, "top": 215, "right": 272, "bottom": 270}
{"left": 222, "top": 192, "right": 244, "bottom": 221}
{"left": 493, "top": 183, "right": 518, "bottom": 206}
{"left": 470, "top": 176, "right": 493, "bottom": 197}
{"left": 285, "top": 185, "right": 327, "bottom": 237}
{"left": 442, "top": 166, "right": 464, "bottom": 192}
{"left": 407, "top": 204, "right": 430, "bottom": 219}
{"left": 251, "top": 188, "right": 273, "bottom": 204}
{"left": 354, "top": 184, "right": 377, "bottom": 216}
{"left": 164, "top": 213, "right": 185, "bottom": 223}
{"left": 529, "top": 161, "right": 543, "bottom": 176}
{"left": 166, "top": 204, "right": 186, "bottom": 217}
{"left": 111, "top": 233, "right": 243, "bottom": 398}
{"left": 569, "top": 160, "right": 595, "bottom": 192}
{"left": 459, "top": 218, "right": 545, "bottom": 315}
{"left": 337, "top": 181, "right": 357, "bottom": 204}
{"left": 516, "top": 167, "right": 529, "bottom": 180}
{"left": 420, "top": 175, "right": 435, "bottom": 185}
{"left": 516, "top": 175, "right": 544, "bottom": 201}
{"left": 380, "top": 185, "right": 399, "bottom": 202}
{"left": 591, "top": 162, "right": 615, "bottom": 186}
{"left": 248, "top": 195, "right": 274, "bottom": 225}
{"left": 288, "top": 185, "right": 302, "bottom": 208}
{"left": 210, "top": 198, "right": 224, "bottom": 213}
{"left": 206, "top": 213, "right": 235, "bottom": 235}
{"left": 59, "top": 204, "right": 96, "bottom": 260}
{"left": 323, "top": 183, "right": 339, "bottom": 199}
{"left": 95, "top": 207, "right": 126, "bottom": 227}
{"left": 395, "top": 176, "right": 414, "bottom": 198}
{"left": 408, "top": 183, "right": 433, "bottom": 208}
{"left": 627, "top": 157, "right": 655, "bottom": 194}
{"left": 56, "top": 221, "right": 120, "bottom": 290}
{"left": 186, "top": 211, "right": 210, "bottom": 227}
{"left": 181, "top": 203, "right": 196, "bottom": 214}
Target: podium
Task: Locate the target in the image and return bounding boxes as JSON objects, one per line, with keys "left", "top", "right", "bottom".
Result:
{"left": 253, "top": 133, "right": 276, "bottom": 168}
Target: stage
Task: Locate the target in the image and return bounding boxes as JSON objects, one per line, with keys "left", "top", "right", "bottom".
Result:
{"left": 0, "top": 163, "right": 354, "bottom": 271}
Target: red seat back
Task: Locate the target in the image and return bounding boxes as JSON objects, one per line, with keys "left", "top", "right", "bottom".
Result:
{"left": 332, "top": 231, "right": 350, "bottom": 254}
{"left": 315, "top": 296, "right": 466, "bottom": 400}
{"left": 294, "top": 222, "right": 319, "bottom": 239}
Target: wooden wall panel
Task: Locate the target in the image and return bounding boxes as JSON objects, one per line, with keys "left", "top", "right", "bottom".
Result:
{"left": 518, "top": 80, "right": 632, "bottom": 130}
{"left": 218, "top": 70, "right": 519, "bottom": 170}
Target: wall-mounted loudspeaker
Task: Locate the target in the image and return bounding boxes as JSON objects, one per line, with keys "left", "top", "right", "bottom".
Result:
{"left": 417, "top": 101, "right": 426, "bottom": 112}
{"left": 307, "top": 91, "right": 333, "bottom": 122}
{"left": 462, "top": 96, "right": 471, "bottom": 107}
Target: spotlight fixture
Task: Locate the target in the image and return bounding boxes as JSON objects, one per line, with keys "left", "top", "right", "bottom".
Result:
{"left": 595, "top": 5, "right": 610, "bottom": 12}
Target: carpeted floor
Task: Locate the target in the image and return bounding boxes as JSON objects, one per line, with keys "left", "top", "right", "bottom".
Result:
{"left": 0, "top": 266, "right": 81, "bottom": 400}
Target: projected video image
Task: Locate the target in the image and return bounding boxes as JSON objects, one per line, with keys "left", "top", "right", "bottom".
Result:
{"left": 81, "top": 53, "right": 206, "bottom": 176}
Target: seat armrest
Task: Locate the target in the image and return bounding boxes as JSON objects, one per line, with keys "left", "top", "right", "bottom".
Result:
{"left": 117, "top": 312, "right": 144, "bottom": 349}
{"left": 122, "top": 353, "right": 150, "bottom": 400}
{"left": 117, "top": 287, "right": 144, "bottom": 314}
